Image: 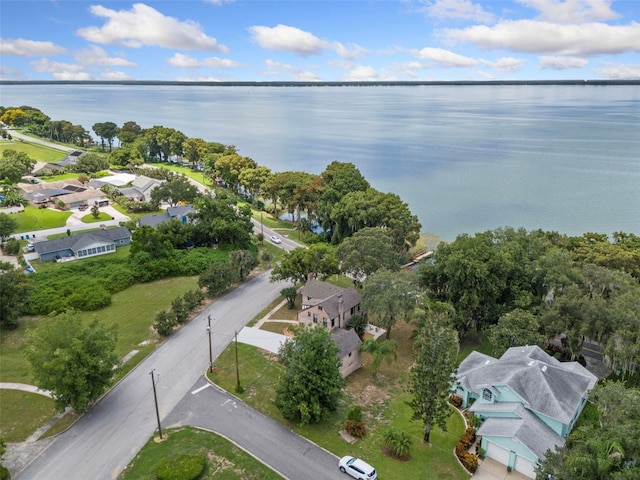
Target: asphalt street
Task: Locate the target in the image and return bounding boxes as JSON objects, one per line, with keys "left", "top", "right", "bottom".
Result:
{"left": 16, "top": 272, "right": 292, "bottom": 480}
{"left": 164, "top": 379, "right": 341, "bottom": 480}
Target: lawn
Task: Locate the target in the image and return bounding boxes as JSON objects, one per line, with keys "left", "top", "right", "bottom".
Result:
{"left": 209, "top": 319, "right": 471, "bottom": 480}
{"left": 0, "top": 390, "right": 57, "bottom": 442}
{"left": 0, "top": 140, "right": 67, "bottom": 162}
{"left": 80, "top": 212, "right": 114, "bottom": 223}
{"left": 119, "top": 426, "right": 283, "bottom": 480}
{"left": 11, "top": 205, "right": 72, "bottom": 233}
{"left": 0, "top": 275, "right": 200, "bottom": 383}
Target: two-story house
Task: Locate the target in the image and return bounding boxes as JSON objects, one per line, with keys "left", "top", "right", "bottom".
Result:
{"left": 455, "top": 345, "right": 598, "bottom": 478}
{"left": 296, "top": 278, "right": 364, "bottom": 377}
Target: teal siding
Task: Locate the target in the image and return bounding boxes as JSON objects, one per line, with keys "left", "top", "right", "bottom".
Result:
{"left": 481, "top": 436, "right": 538, "bottom": 463}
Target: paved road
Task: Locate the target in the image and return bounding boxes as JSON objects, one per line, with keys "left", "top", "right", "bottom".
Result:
{"left": 164, "top": 379, "right": 340, "bottom": 480}
{"left": 4, "top": 127, "right": 74, "bottom": 153}
{"left": 16, "top": 272, "right": 290, "bottom": 480}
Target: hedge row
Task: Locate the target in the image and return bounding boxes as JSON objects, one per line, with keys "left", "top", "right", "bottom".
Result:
{"left": 455, "top": 427, "right": 479, "bottom": 473}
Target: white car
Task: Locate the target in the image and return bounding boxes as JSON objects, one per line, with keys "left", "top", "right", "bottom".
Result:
{"left": 339, "top": 456, "right": 377, "bottom": 480}
{"left": 270, "top": 235, "right": 282, "bottom": 244}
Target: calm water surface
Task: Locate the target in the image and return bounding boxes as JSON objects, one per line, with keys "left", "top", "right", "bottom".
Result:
{"left": 2, "top": 84, "right": 639, "bottom": 240}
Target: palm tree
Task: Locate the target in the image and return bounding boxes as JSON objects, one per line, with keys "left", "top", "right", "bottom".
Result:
{"left": 359, "top": 338, "right": 398, "bottom": 378}
{"left": 346, "top": 314, "right": 367, "bottom": 340}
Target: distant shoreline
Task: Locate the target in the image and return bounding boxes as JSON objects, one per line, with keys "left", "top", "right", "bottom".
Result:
{"left": 1, "top": 80, "right": 639, "bottom": 87}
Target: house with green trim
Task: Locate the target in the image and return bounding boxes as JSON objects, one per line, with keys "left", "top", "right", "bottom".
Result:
{"left": 455, "top": 345, "right": 597, "bottom": 478}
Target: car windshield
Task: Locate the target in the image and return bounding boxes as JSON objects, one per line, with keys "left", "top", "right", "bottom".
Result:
{"left": 346, "top": 458, "right": 356, "bottom": 465}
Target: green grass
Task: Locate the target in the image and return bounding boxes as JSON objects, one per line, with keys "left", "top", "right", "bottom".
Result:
{"left": 0, "top": 276, "right": 199, "bottom": 387}
{"left": 41, "top": 172, "right": 80, "bottom": 182}
{"left": 80, "top": 212, "right": 113, "bottom": 223}
{"left": 0, "top": 390, "right": 57, "bottom": 442}
{"left": 0, "top": 140, "right": 67, "bottom": 162}
{"left": 146, "top": 162, "right": 212, "bottom": 187}
{"left": 11, "top": 205, "right": 72, "bottom": 233}
{"left": 209, "top": 320, "right": 471, "bottom": 480}
{"left": 119, "top": 426, "right": 284, "bottom": 480}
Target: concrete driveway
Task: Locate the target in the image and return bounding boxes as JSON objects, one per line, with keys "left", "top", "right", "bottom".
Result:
{"left": 472, "top": 457, "right": 531, "bottom": 480}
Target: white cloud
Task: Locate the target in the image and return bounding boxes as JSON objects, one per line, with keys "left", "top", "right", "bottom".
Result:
{"left": 168, "top": 53, "right": 243, "bottom": 68}
{"left": 342, "top": 66, "right": 382, "bottom": 81}
{"left": 332, "top": 42, "right": 368, "bottom": 60}
{"left": 412, "top": 47, "right": 479, "bottom": 67}
{"left": 481, "top": 57, "right": 526, "bottom": 72}
{"left": 100, "top": 70, "right": 132, "bottom": 80}
{"left": 77, "top": 3, "right": 229, "bottom": 52}
{"left": 175, "top": 75, "right": 223, "bottom": 82}
{"left": 0, "top": 66, "right": 25, "bottom": 80}
{"left": 595, "top": 62, "right": 640, "bottom": 79}
{"left": 443, "top": 20, "right": 640, "bottom": 56}
{"left": 249, "top": 24, "right": 365, "bottom": 59}
{"left": 74, "top": 45, "right": 136, "bottom": 66}
{"left": 539, "top": 55, "right": 588, "bottom": 69}
{"left": 263, "top": 59, "right": 322, "bottom": 81}
{"left": 518, "top": 0, "right": 618, "bottom": 23}
{"left": 0, "top": 38, "right": 66, "bottom": 56}
{"left": 249, "top": 24, "right": 327, "bottom": 57}
{"left": 30, "top": 58, "right": 92, "bottom": 80}
{"left": 425, "top": 0, "right": 495, "bottom": 23}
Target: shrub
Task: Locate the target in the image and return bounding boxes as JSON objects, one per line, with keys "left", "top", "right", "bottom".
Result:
{"left": 455, "top": 427, "right": 479, "bottom": 473}
{"left": 383, "top": 427, "right": 413, "bottom": 458}
{"left": 4, "top": 238, "right": 20, "bottom": 255}
{"left": 182, "top": 289, "right": 204, "bottom": 310}
{"left": 345, "top": 420, "right": 366, "bottom": 438}
{"left": 156, "top": 454, "right": 206, "bottom": 480}
{"left": 171, "top": 297, "right": 190, "bottom": 324}
{"left": 347, "top": 406, "right": 363, "bottom": 423}
{"left": 154, "top": 310, "right": 176, "bottom": 336}
{"left": 449, "top": 394, "right": 463, "bottom": 408}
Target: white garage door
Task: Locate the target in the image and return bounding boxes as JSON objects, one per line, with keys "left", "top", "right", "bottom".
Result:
{"left": 515, "top": 455, "right": 536, "bottom": 479}
{"left": 485, "top": 441, "right": 510, "bottom": 466}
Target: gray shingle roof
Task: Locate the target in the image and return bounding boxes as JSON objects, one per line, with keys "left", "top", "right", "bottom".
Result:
{"left": 299, "top": 278, "right": 344, "bottom": 299}
{"left": 34, "top": 227, "right": 131, "bottom": 255}
{"left": 458, "top": 345, "right": 597, "bottom": 424}
{"left": 476, "top": 403, "right": 566, "bottom": 459}
{"left": 139, "top": 205, "right": 195, "bottom": 228}
{"left": 331, "top": 328, "right": 362, "bottom": 357}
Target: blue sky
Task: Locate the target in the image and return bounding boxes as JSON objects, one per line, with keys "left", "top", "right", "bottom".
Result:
{"left": 1, "top": 0, "right": 639, "bottom": 81}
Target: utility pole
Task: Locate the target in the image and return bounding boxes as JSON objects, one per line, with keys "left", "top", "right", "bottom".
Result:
{"left": 149, "top": 369, "right": 162, "bottom": 440}
{"left": 235, "top": 330, "right": 240, "bottom": 391}
{"left": 206, "top": 315, "right": 213, "bottom": 373}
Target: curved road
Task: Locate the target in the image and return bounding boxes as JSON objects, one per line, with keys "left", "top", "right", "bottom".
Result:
{"left": 16, "top": 272, "right": 298, "bottom": 480}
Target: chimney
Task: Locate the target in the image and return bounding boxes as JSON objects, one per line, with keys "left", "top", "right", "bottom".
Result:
{"left": 338, "top": 295, "right": 344, "bottom": 328}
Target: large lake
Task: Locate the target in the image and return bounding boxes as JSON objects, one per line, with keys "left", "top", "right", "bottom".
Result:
{"left": 2, "top": 84, "right": 639, "bottom": 241}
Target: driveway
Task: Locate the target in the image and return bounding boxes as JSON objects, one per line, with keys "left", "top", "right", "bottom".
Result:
{"left": 472, "top": 457, "right": 532, "bottom": 480}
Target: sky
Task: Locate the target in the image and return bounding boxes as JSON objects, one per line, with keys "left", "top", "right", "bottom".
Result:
{"left": 1, "top": 0, "right": 639, "bottom": 82}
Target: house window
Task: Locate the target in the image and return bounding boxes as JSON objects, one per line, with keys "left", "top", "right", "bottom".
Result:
{"left": 482, "top": 389, "right": 493, "bottom": 402}
{"left": 322, "top": 318, "right": 328, "bottom": 327}
{"left": 312, "top": 314, "right": 318, "bottom": 323}
{"left": 331, "top": 318, "right": 335, "bottom": 327}
{"left": 350, "top": 307, "right": 355, "bottom": 315}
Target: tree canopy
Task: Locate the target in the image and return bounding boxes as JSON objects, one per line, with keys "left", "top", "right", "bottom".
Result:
{"left": 0, "top": 149, "right": 35, "bottom": 183}
{"left": 275, "top": 325, "right": 345, "bottom": 425}
{"left": 361, "top": 269, "right": 420, "bottom": 339}
{"left": 538, "top": 381, "right": 640, "bottom": 480}
{"left": 407, "top": 316, "right": 459, "bottom": 443}
{"left": 26, "top": 313, "right": 118, "bottom": 413}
